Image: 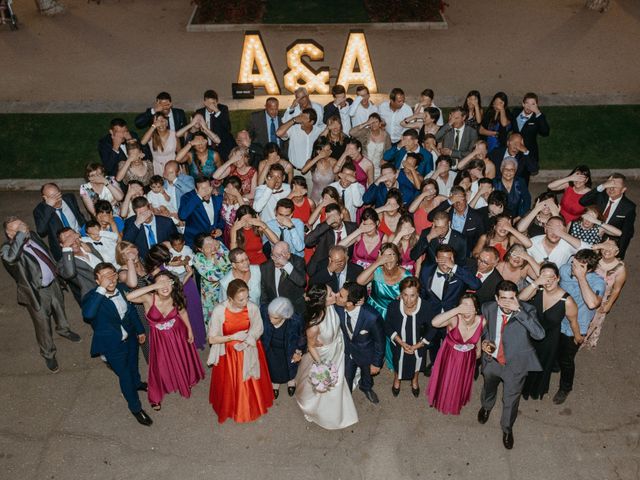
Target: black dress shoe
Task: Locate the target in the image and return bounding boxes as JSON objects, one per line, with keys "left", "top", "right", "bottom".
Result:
{"left": 553, "top": 389, "right": 569, "bottom": 405}
{"left": 411, "top": 385, "right": 420, "bottom": 398}
{"left": 391, "top": 385, "right": 400, "bottom": 397}
{"left": 477, "top": 407, "right": 490, "bottom": 424}
{"left": 45, "top": 357, "right": 60, "bottom": 373}
{"left": 503, "top": 431, "right": 514, "bottom": 449}
{"left": 287, "top": 386, "right": 296, "bottom": 397}
{"left": 273, "top": 389, "right": 279, "bottom": 399}
{"left": 424, "top": 363, "right": 433, "bottom": 377}
{"left": 363, "top": 389, "right": 379, "bottom": 404}
{"left": 59, "top": 330, "right": 81, "bottom": 343}
{"left": 137, "top": 382, "right": 148, "bottom": 392}
{"left": 132, "top": 409, "right": 153, "bottom": 426}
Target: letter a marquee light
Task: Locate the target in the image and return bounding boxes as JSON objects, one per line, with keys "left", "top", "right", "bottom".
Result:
{"left": 237, "top": 31, "right": 281, "bottom": 95}
{"left": 337, "top": 31, "right": 378, "bottom": 93}
{"left": 283, "top": 40, "right": 330, "bottom": 95}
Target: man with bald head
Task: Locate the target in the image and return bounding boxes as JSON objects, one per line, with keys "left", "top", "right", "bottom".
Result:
{"left": 260, "top": 241, "right": 307, "bottom": 313}
{"left": 33, "top": 182, "right": 86, "bottom": 260}
{"left": 162, "top": 160, "right": 195, "bottom": 211}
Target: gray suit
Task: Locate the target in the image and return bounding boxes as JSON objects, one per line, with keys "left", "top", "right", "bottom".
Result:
{"left": 1, "top": 231, "right": 71, "bottom": 360}
{"left": 480, "top": 301, "right": 544, "bottom": 433}
{"left": 58, "top": 245, "right": 103, "bottom": 306}
{"left": 435, "top": 124, "right": 478, "bottom": 160}
{"left": 248, "top": 109, "right": 283, "bottom": 148}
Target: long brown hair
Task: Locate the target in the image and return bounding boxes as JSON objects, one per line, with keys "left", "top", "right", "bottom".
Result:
{"left": 234, "top": 205, "right": 260, "bottom": 250}
{"left": 153, "top": 271, "right": 187, "bottom": 311}
{"left": 151, "top": 112, "right": 168, "bottom": 152}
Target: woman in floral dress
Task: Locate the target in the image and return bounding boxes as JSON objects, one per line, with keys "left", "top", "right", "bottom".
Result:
{"left": 192, "top": 233, "right": 232, "bottom": 323}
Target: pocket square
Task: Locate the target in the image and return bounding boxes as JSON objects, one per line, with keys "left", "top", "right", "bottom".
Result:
{"left": 615, "top": 215, "right": 625, "bottom": 218}
{"left": 359, "top": 329, "right": 369, "bottom": 335}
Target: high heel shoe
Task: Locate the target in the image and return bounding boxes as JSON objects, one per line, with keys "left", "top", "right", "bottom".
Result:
{"left": 411, "top": 385, "right": 420, "bottom": 398}
{"left": 391, "top": 384, "right": 400, "bottom": 397}
{"left": 151, "top": 403, "right": 161, "bottom": 411}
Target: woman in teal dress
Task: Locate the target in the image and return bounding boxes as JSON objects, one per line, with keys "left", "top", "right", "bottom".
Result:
{"left": 192, "top": 233, "right": 232, "bottom": 324}
{"left": 356, "top": 242, "right": 411, "bottom": 369}
{"left": 176, "top": 131, "right": 221, "bottom": 179}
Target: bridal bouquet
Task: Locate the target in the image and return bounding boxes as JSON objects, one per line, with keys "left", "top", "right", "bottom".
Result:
{"left": 309, "top": 361, "right": 338, "bottom": 393}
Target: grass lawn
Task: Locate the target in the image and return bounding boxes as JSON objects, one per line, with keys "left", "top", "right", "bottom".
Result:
{"left": 0, "top": 106, "right": 638, "bottom": 179}
{"left": 263, "top": 0, "right": 370, "bottom": 24}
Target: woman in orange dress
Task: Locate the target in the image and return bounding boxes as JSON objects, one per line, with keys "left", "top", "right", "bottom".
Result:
{"left": 408, "top": 179, "right": 447, "bottom": 236}
{"left": 229, "top": 205, "right": 279, "bottom": 265}
{"left": 207, "top": 279, "right": 274, "bottom": 423}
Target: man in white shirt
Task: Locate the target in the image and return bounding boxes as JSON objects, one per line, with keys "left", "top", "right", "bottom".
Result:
{"left": 526, "top": 216, "right": 590, "bottom": 267}
{"left": 378, "top": 87, "right": 413, "bottom": 143}
{"left": 276, "top": 108, "right": 324, "bottom": 170}
{"left": 414, "top": 88, "right": 444, "bottom": 126}
{"left": 82, "top": 220, "right": 119, "bottom": 266}
{"left": 349, "top": 85, "right": 378, "bottom": 127}
{"left": 57, "top": 227, "right": 103, "bottom": 305}
{"left": 329, "top": 161, "right": 365, "bottom": 220}
{"left": 282, "top": 87, "right": 325, "bottom": 129}
{"left": 253, "top": 164, "right": 291, "bottom": 223}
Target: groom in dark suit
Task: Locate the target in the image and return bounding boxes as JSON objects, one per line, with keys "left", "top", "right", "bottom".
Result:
{"left": 122, "top": 197, "right": 178, "bottom": 260}
{"left": 82, "top": 263, "right": 152, "bottom": 426}
{"left": 178, "top": 176, "right": 224, "bottom": 247}
{"left": 477, "top": 280, "right": 545, "bottom": 449}
{"left": 335, "top": 282, "right": 385, "bottom": 404}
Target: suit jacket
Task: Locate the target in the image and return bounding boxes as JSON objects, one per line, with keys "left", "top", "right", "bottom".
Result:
{"left": 435, "top": 124, "right": 478, "bottom": 159}
{"left": 471, "top": 268, "right": 503, "bottom": 306}
{"left": 362, "top": 172, "right": 419, "bottom": 207}
{"left": 427, "top": 201, "right": 486, "bottom": 255}
{"left": 304, "top": 221, "right": 358, "bottom": 275}
{"left": 579, "top": 189, "right": 636, "bottom": 258}
{"left": 481, "top": 301, "right": 545, "bottom": 375}
{"left": 260, "top": 256, "right": 307, "bottom": 313}
{"left": 1, "top": 231, "right": 59, "bottom": 310}
{"left": 492, "top": 177, "right": 531, "bottom": 218}
{"left": 335, "top": 304, "right": 385, "bottom": 368}
{"left": 97, "top": 131, "right": 148, "bottom": 176}
{"left": 134, "top": 108, "right": 187, "bottom": 132}
{"left": 260, "top": 305, "right": 306, "bottom": 379}
{"left": 489, "top": 146, "right": 533, "bottom": 178}
{"left": 164, "top": 174, "right": 195, "bottom": 210}
{"left": 177, "top": 190, "right": 224, "bottom": 247}
{"left": 57, "top": 245, "right": 103, "bottom": 305}
{"left": 308, "top": 261, "right": 363, "bottom": 293}
{"left": 81, "top": 285, "right": 144, "bottom": 357}
{"left": 122, "top": 215, "right": 178, "bottom": 260}
{"left": 382, "top": 145, "right": 434, "bottom": 176}
{"left": 196, "top": 105, "right": 236, "bottom": 161}
{"left": 419, "top": 264, "right": 482, "bottom": 328}
{"left": 511, "top": 108, "right": 550, "bottom": 173}
{"left": 410, "top": 227, "right": 468, "bottom": 265}
{"left": 323, "top": 99, "right": 353, "bottom": 125}
{"left": 248, "top": 109, "right": 283, "bottom": 148}
{"left": 33, "top": 195, "right": 87, "bottom": 261}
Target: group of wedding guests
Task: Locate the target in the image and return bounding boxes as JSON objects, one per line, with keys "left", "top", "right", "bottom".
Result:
{"left": 1, "top": 86, "right": 635, "bottom": 449}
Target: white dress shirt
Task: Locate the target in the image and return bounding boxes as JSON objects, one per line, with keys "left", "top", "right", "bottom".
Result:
{"left": 253, "top": 183, "right": 291, "bottom": 223}
{"left": 345, "top": 305, "right": 361, "bottom": 339}
{"left": 349, "top": 96, "right": 378, "bottom": 127}
{"left": 329, "top": 181, "right": 364, "bottom": 221}
{"left": 282, "top": 102, "right": 325, "bottom": 129}
{"left": 378, "top": 102, "right": 413, "bottom": 143}
{"left": 81, "top": 230, "right": 118, "bottom": 266}
{"left": 76, "top": 251, "right": 102, "bottom": 269}
{"left": 431, "top": 265, "right": 457, "bottom": 302}
{"left": 97, "top": 287, "right": 129, "bottom": 340}
{"left": 199, "top": 195, "right": 215, "bottom": 225}
{"left": 279, "top": 123, "right": 324, "bottom": 169}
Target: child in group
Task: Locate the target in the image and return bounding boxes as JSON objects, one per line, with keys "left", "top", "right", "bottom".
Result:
{"left": 81, "top": 220, "right": 119, "bottom": 265}
{"left": 146, "top": 175, "right": 182, "bottom": 228}
{"left": 166, "top": 233, "right": 193, "bottom": 282}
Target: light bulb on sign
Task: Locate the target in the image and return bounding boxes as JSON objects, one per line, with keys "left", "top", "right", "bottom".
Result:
{"left": 336, "top": 31, "right": 378, "bottom": 93}
{"left": 283, "top": 40, "right": 330, "bottom": 94}
{"left": 237, "top": 31, "right": 280, "bottom": 95}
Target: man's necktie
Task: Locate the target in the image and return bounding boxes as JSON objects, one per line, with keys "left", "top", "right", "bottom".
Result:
{"left": 335, "top": 230, "right": 342, "bottom": 243}
{"left": 341, "top": 188, "right": 346, "bottom": 203}
{"left": 279, "top": 227, "right": 285, "bottom": 241}
{"left": 29, "top": 243, "right": 58, "bottom": 275}
{"left": 144, "top": 224, "right": 157, "bottom": 247}
{"left": 476, "top": 272, "right": 483, "bottom": 280}
{"left": 497, "top": 314, "right": 509, "bottom": 365}
{"left": 454, "top": 129, "right": 460, "bottom": 150}
{"left": 270, "top": 117, "right": 278, "bottom": 145}
{"left": 602, "top": 200, "right": 613, "bottom": 221}
{"left": 346, "top": 312, "right": 354, "bottom": 336}
{"left": 332, "top": 271, "right": 339, "bottom": 290}
{"left": 56, "top": 208, "right": 70, "bottom": 228}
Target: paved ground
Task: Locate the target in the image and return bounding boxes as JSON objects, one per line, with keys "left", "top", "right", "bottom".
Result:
{"left": 1, "top": 0, "right": 639, "bottom": 112}
{"left": 0, "top": 184, "right": 639, "bottom": 480}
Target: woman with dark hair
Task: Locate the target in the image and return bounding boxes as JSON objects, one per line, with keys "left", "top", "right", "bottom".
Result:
{"left": 301, "top": 136, "right": 337, "bottom": 204}
{"left": 479, "top": 92, "right": 513, "bottom": 152}
{"left": 176, "top": 131, "right": 221, "bottom": 179}
{"left": 376, "top": 188, "right": 404, "bottom": 237}
{"left": 294, "top": 285, "right": 358, "bottom": 429}
{"left": 93, "top": 199, "right": 125, "bottom": 235}
{"left": 518, "top": 262, "right": 578, "bottom": 400}
{"left": 219, "top": 175, "right": 247, "bottom": 246}
{"left": 321, "top": 114, "right": 350, "bottom": 159}
{"left": 308, "top": 185, "right": 351, "bottom": 225}
{"left": 497, "top": 244, "right": 541, "bottom": 290}
{"left": 408, "top": 179, "right": 448, "bottom": 235}
{"left": 116, "top": 141, "right": 154, "bottom": 187}
{"left": 192, "top": 233, "right": 231, "bottom": 322}
{"left": 145, "top": 244, "right": 207, "bottom": 349}
{"left": 213, "top": 146, "right": 257, "bottom": 200}
{"left": 568, "top": 205, "right": 622, "bottom": 245}
{"left": 517, "top": 191, "right": 560, "bottom": 237}
{"left": 389, "top": 214, "right": 419, "bottom": 275}
{"left": 79, "top": 163, "right": 124, "bottom": 217}
{"left": 547, "top": 165, "right": 592, "bottom": 222}
{"left": 229, "top": 205, "right": 278, "bottom": 265}
{"left": 349, "top": 112, "right": 392, "bottom": 178}
{"left": 126, "top": 271, "right": 205, "bottom": 411}
{"left": 472, "top": 213, "right": 531, "bottom": 261}
{"left": 427, "top": 293, "right": 485, "bottom": 415}
{"left": 207, "top": 279, "right": 274, "bottom": 423}
{"left": 340, "top": 207, "right": 387, "bottom": 269}
{"left": 141, "top": 112, "right": 178, "bottom": 175}
{"left": 257, "top": 142, "right": 294, "bottom": 185}
{"left": 463, "top": 90, "right": 483, "bottom": 130}
{"left": 289, "top": 175, "right": 315, "bottom": 227}
{"left": 385, "top": 277, "right": 431, "bottom": 397}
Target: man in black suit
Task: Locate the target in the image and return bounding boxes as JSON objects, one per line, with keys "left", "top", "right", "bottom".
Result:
{"left": 248, "top": 97, "right": 283, "bottom": 150}
{"left": 304, "top": 203, "right": 357, "bottom": 275}
{"left": 57, "top": 227, "right": 103, "bottom": 306}
{"left": 308, "top": 245, "right": 363, "bottom": 293}
{"left": 511, "top": 92, "right": 550, "bottom": 183}
{"left": 260, "top": 241, "right": 306, "bottom": 314}
{"left": 335, "top": 282, "right": 385, "bottom": 404}
{"left": 428, "top": 186, "right": 486, "bottom": 256}
{"left": 2, "top": 217, "right": 81, "bottom": 373}
{"left": 435, "top": 106, "right": 478, "bottom": 160}
{"left": 135, "top": 91, "right": 187, "bottom": 132}
{"left": 471, "top": 246, "right": 503, "bottom": 306}
{"left": 195, "top": 89, "right": 236, "bottom": 161}
{"left": 33, "top": 183, "right": 86, "bottom": 261}
{"left": 489, "top": 133, "right": 532, "bottom": 181}
{"left": 411, "top": 211, "right": 467, "bottom": 266}
{"left": 97, "top": 118, "right": 148, "bottom": 177}
{"left": 323, "top": 84, "right": 353, "bottom": 129}
{"left": 123, "top": 197, "right": 178, "bottom": 261}
{"left": 579, "top": 173, "right": 636, "bottom": 258}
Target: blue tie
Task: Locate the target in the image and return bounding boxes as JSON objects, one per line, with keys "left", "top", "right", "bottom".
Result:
{"left": 56, "top": 208, "right": 70, "bottom": 228}
{"left": 144, "top": 224, "right": 157, "bottom": 247}
{"left": 270, "top": 117, "right": 278, "bottom": 145}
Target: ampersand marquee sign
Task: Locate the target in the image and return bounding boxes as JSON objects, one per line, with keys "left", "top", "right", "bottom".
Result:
{"left": 237, "top": 30, "right": 378, "bottom": 95}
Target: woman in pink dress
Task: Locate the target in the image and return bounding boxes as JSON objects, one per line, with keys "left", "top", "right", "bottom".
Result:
{"left": 126, "top": 271, "right": 205, "bottom": 411}
{"left": 334, "top": 139, "right": 374, "bottom": 188}
{"left": 389, "top": 214, "right": 418, "bottom": 275}
{"left": 140, "top": 113, "right": 178, "bottom": 176}
{"left": 339, "top": 207, "right": 386, "bottom": 269}
{"left": 547, "top": 165, "right": 592, "bottom": 222}
{"left": 427, "top": 294, "right": 485, "bottom": 415}
{"left": 408, "top": 179, "right": 448, "bottom": 236}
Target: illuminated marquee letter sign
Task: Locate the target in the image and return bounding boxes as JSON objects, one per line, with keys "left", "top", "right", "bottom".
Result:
{"left": 283, "top": 40, "right": 330, "bottom": 94}
{"left": 238, "top": 31, "right": 280, "bottom": 95}
{"left": 337, "top": 31, "right": 378, "bottom": 94}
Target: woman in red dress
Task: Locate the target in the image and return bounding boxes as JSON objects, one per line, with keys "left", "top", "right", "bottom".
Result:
{"left": 229, "top": 205, "right": 279, "bottom": 265}
{"left": 289, "top": 176, "right": 316, "bottom": 264}
{"left": 207, "top": 279, "right": 274, "bottom": 423}
{"left": 213, "top": 146, "right": 258, "bottom": 201}
{"left": 547, "top": 165, "right": 592, "bottom": 223}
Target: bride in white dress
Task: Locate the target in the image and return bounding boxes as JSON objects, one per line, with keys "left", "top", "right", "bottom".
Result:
{"left": 295, "top": 285, "right": 358, "bottom": 430}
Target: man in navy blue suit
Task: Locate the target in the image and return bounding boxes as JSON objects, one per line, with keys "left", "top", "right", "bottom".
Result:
{"left": 122, "top": 197, "right": 178, "bottom": 260}
{"left": 178, "top": 175, "right": 224, "bottom": 247}
{"left": 81, "top": 263, "right": 152, "bottom": 426}
{"left": 420, "top": 245, "right": 481, "bottom": 371}
{"left": 335, "top": 282, "right": 385, "bottom": 404}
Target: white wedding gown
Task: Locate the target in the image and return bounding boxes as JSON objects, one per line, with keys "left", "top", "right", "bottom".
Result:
{"left": 295, "top": 305, "right": 359, "bottom": 430}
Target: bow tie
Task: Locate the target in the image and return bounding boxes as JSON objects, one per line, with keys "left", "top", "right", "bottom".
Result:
{"left": 436, "top": 271, "right": 449, "bottom": 278}
{"left": 201, "top": 198, "right": 210, "bottom": 204}
{"left": 107, "top": 292, "right": 120, "bottom": 299}
{"left": 272, "top": 189, "right": 283, "bottom": 194}
{"left": 93, "top": 241, "right": 103, "bottom": 246}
